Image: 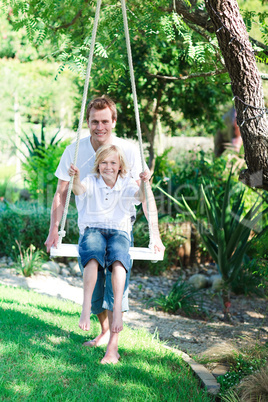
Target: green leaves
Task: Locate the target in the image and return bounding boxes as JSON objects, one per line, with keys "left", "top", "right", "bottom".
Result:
{"left": 158, "top": 168, "right": 268, "bottom": 291}
{"left": 19, "top": 124, "right": 62, "bottom": 159}
{"left": 150, "top": 279, "right": 200, "bottom": 316}
{"left": 21, "top": 137, "right": 71, "bottom": 205}
{"left": 14, "top": 240, "right": 45, "bottom": 277}
{"left": 182, "top": 170, "right": 267, "bottom": 287}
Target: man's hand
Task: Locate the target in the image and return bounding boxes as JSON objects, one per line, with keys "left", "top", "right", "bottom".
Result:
{"left": 44, "top": 179, "right": 69, "bottom": 253}
{"left": 44, "top": 226, "right": 59, "bottom": 253}
{"left": 152, "top": 235, "right": 165, "bottom": 254}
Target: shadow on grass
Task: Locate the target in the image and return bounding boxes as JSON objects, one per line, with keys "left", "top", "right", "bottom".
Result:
{"left": 0, "top": 285, "right": 214, "bottom": 401}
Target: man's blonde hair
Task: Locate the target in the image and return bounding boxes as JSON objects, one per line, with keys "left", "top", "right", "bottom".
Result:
{"left": 93, "top": 144, "right": 128, "bottom": 178}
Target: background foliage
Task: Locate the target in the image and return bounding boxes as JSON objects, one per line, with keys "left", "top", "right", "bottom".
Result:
{"left": 0, "top": 0, "right": 267, "bottom": 298}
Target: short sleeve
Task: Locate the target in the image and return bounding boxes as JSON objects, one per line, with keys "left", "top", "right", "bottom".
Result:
{"left": 55, "top": 147, "right": 72, "bottom": 182}
{"left": 127, "top": 145, "right": 143, "bottom": 181}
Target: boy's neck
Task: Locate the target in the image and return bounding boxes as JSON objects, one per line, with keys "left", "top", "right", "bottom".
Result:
{"left": 102, "top": 175, "right": 118, "bottom": 188}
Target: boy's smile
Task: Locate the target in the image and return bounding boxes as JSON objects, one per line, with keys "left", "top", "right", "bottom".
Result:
{"left": 98, "top": 152, "right": 121, "bottom": 188}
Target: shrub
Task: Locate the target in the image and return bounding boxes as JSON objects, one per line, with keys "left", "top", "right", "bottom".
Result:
{"left": 230, "top": 257, "right": 268, "bottom": 296}
{"left": 157, "top": 169, "right": 268, "bottom": 319}
{"left": 22, "top": 138, "right": 71, "bottom": 207}
{"left": 133, "top": 215, "right": 188, "bottom": 273}
{"left": 14, "top": 241, "right": 46, "bottom": 277}
{"left": 150, "top": 279, "right": 202, "bottom": 317}
{"left": 151, "top": 148, "right": 264, "bottom": 272}
{"left": 20, "top": 124, "right": 62, "bottom": 159}
{"left": 0, "top": 178, "right": 23, "bottom": 203}
{"left": 246, "top": 230, "right": 268, "bottom": 295}
{"left": 153, "top": 148, "right": 231, "bottom": 219}
{"left": 153, "top": 148, "right": 264, "bottom": 221}
{"left": 0, "top": 179, "right": 9, "bottom": 198}
{"left": 237, "top": 366, "right": 268, "bottom": 401}
{"left": 217, "top": 349, "right": 268, "bottom": 397}
{"left": 0, "top": 201, "right": 78, "bottom": 260}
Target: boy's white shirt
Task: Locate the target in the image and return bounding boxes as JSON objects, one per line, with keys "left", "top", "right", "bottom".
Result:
{"left": 77, "top": 174, "right": 140, "bottom": 237}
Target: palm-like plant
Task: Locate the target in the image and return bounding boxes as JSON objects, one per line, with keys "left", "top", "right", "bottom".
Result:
{"left": 157, "top": 171, "right": 268, "bottom": 321}
{"left": 15, "top": 240, "right": 45, "bottom": 277}
{"left": 19, "top": 121, "right": 62, "bottom": 159}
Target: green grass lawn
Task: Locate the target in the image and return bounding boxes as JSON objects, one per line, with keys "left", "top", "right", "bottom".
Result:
{"left": 0, "top": 284, "right": 215, "bottom": 402}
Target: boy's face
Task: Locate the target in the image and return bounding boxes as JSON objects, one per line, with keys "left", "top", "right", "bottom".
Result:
{"left": 88, "top": 107, "right": 116, "bottom": 150}
{"left": 98, "top": 152, "right": 121, "bottom": 185}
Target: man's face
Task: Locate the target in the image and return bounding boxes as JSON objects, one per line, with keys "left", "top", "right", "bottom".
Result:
{"left": 88, "top": 107, "right": 116, "bottom": 148}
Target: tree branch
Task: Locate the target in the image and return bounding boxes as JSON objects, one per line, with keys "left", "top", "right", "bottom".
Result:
{"left": 169, "top": 1, "right": 268, "bottom": 54}
{"left": 148, "top": 68, "right": 227, "bottom": 81}
{"left": 48, "top": 0, "right": 90, "bottom": 32}
{"left": 250, "top": 36, "right": 268, "bottom": 55}
{"left": 186, "top": 22, "right": 225, "bottom": 66}
{"left": 171, "top": 0, "right": 214, "bottom": 32}
{"left": 49, "top": 11, "right": 82, "bottom": 31}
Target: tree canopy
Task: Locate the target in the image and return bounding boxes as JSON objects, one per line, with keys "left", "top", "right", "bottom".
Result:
{"left": 0, "top": 0, "right": 267, "bottom": 176}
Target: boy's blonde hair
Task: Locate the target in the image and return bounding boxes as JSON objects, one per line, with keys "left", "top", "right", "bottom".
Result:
{"left": 93, "top": 144, "right": 128, "bottom": 178}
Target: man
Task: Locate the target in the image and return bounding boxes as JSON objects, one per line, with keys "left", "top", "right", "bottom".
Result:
{"left": 45, "top": 95, "right": 164, "bottom": 364}
{"left": 214, "top": 107, "right": 243, "bottom": 157}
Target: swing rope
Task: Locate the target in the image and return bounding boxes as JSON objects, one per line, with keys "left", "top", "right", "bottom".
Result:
{"left": 57, "top": 0, "right": 154, "bottom": 252}
{"left": 57, "top": 0, "right": 103, "bottom": 246}
{"left": 120, "top": 0, "right": 154, "bottom": 250}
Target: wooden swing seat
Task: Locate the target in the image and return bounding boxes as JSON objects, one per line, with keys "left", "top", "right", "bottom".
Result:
{"left": 50, "top": 244, "right": 164, "bottom": 261}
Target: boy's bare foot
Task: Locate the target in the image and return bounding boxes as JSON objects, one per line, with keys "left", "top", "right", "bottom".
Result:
{"left": 79, "top": 309, "right": 91, "bottom": 331}
{"left": 111, "top": 310, "right": 123, "bottom": 333}
{"left": 100, "top": 351, "right": 120, "bottom": 365}
{"left": 83, "top": 330, "right": 110, "bottom": 347}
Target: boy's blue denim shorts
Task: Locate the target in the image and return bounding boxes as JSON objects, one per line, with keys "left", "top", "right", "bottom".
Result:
{"left": 79, "top": 227, "right": 131, "bottom": 272}
{"left": 78, "top": 227, "right": 132, "bottom": 314}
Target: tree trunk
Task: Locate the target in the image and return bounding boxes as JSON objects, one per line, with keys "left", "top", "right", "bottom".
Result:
{"left": 206, "top": 0, "right": 268, "bottom": 190}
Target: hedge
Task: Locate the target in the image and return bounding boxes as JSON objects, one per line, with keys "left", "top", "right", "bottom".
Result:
{"left": 0, "top": 201, "right": 78, "bottom": 260}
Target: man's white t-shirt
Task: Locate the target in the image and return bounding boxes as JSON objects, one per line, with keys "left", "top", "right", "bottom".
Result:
{"left": 55, "top": 134, "right": 146, "bottom": 228}
{"left": 77, "top": 174, "right": 140, "bottom": 238}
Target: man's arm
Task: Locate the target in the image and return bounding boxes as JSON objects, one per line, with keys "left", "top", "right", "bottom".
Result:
{"left": 44, "top": 179, "right": 69, "bottom": 252}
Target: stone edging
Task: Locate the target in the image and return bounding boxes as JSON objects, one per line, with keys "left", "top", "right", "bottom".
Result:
{"left": 163, "top": 345, "right": 220, "bottom": 396}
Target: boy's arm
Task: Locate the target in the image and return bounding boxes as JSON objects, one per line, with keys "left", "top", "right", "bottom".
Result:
{"left": 135, "top": 171, "right": 148, "bottom": 202}
{"left": 69, "top": 164, "right": 86, "bottom": 195}
{"left": 135, "top": 171, "right": 165, "bottom": 253}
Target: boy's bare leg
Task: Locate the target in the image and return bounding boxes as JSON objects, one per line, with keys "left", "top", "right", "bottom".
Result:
{"left": 100, "top": 262, "right": 126, "bottom": 364}
{"left": 79, "top": 259, "right": 98, "bottom": 331}
{"left": 83, "top": 310, "right": 110, "bottom": 347}
{"left": 111, "top": 261, "right": 126, "bottom": 333}
{"left": 100, "top": 310, "right": 121, "bottom": 364}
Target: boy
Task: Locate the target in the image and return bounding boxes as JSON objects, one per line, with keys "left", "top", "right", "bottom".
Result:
{"left": 69, "top": 144, "right": 148, "bottom": 362}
